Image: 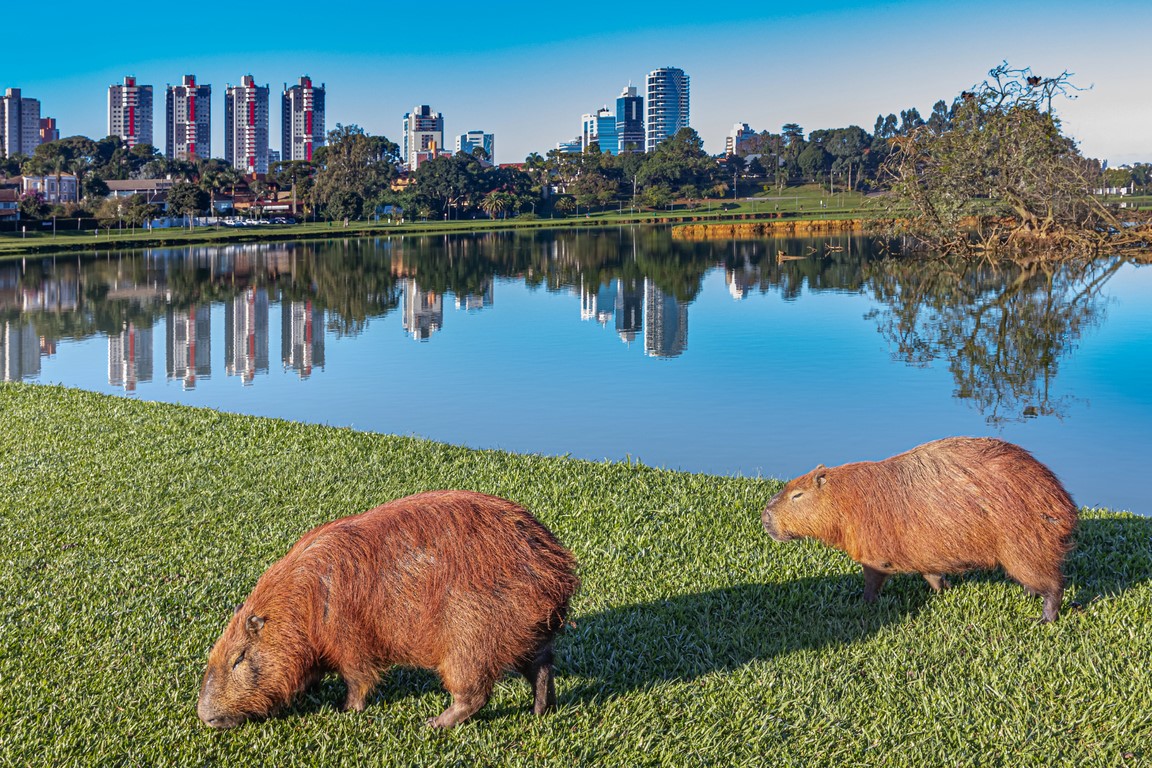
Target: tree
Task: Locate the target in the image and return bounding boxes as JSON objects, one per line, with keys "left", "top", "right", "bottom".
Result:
{"left": 312, "top": 124, "right": 400, "bottom": 219}
{"left": 880, "top": 62, "right": 1127, "bottom": 255}
{"left": 480, "top": 190, "right": 515, "bottom": 219}
{"left": 635, "top": 127, "right": 716, "bottom": 195}
{"left": 198, "top": 159, "right": 243, "bottom": 217}
{"left": 413, "top": 153, "right": 485, "bottom": 218}
{"left": 166, "top": 181, "right": 209, "bottom": 223}
{"left": 17, "top": 191, "right": 48, "bottom": 220}
{"left": 271, "top": 160, "right": 316, "bottom": 219}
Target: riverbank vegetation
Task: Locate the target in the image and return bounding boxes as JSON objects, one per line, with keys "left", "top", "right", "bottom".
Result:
{"left": 1, "top": 383, "right": 1149, "bottom": 765}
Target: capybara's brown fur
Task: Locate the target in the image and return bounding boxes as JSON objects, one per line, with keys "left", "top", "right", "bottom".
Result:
{"left": 197, "top": 490, "right": 580, "bottom": 729}
{"left": 761, "top": 437, "right": 1077, "bottom": 621}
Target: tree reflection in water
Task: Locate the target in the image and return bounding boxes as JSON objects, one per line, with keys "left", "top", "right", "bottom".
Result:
{"left": 863, "top": 255, "right": 1126, "bottom": 424}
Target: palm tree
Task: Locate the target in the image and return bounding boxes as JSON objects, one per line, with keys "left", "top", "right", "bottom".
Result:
{"left": 481, "top": 190, "right": 512, "bottom": 220}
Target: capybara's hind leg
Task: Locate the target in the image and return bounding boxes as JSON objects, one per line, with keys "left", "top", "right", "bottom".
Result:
{"left": 516, "top": 639, "right": 557, "bottom": 715}
{"left": 862, "top": 565, "right": 889, "bottom": 602}
{"left": 923, "top": 574, "right": 951, "bottom": 592}
{"left": 1007, "top": 563, "right": 1065, "bottom": 622}
{"left": 427, "top": 665, "right": 495, "bottom": 728}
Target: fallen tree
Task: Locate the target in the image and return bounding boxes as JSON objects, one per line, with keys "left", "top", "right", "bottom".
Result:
{"left": 878, "top": 62, "right": 1151, "bottom": 257}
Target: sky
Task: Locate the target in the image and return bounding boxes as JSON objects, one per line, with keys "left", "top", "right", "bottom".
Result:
{"left": 5, "top": 1, "right": 1151, "bottom": 166}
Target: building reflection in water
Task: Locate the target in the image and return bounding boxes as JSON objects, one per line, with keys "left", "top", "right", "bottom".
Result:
{"left": 402, "top": 278, "right": 443, "bottom": 340}
{"left": 225, "top": 288, "right": 269, "bottom": 385}
{"left": 455, "top": 278, "right": 493, "bottom": 311}
{"left": 580, "top": 275, "right": 654, "bottom": 347}
{"left": 166, "top": 305, "right": 211, "bottom": 390}
{"left": 644, "top": 280, "right": 688, "bottom": 358}
{"left": 108, "top": 323, "right": 153, "bottom": 392}
{"left": 282, "top": 300, "right": 325, "bottom": 378}
{"left": 2, "top": 321, "right": 41, "bottom": 381}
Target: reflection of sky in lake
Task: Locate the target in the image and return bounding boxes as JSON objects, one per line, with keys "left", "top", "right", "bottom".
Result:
{"left": 5, "top": 241, "right": 1151, "bottom": 516}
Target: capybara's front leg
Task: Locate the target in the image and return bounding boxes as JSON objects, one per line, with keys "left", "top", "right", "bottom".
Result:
{"left": 862, "top": 565, "right": 889, "bottom": 602}
{"left": 1040, "top": 587, "right": 1064, "bottom": 623}
{"left": 923, "top": 573, "right": 951, "bottom": 592}
{"left": 340, "top": 666, "right": 380, "bottom": 712}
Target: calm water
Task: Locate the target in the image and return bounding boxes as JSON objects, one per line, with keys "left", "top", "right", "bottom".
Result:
{"left": 2, "top": 228, "right": 1150, "bottom": 514}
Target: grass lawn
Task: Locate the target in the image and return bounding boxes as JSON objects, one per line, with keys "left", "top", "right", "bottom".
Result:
{"left": 0, "top": 185, "right": 872, "bottom": 261}
{"left": 0, "top": 383, "right": 1149, "bottom": 766}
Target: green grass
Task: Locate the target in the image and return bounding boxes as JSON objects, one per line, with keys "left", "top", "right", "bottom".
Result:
{"left": 0, "top": 383, "right": 1149, "bottom": 767}
{"left": 0, "top": 185, "right": 872, "bottom": 261}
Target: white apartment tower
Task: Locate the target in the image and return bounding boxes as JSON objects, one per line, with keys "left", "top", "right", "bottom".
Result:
{"left": 166, "top": 75, "right": 211, "bottom": 162}
{"left": 225, "top": 75, "right": 270, "bottom": 175}
{"left": 108, "top": 76, "right": 154, "bottom": 148}
{"left": 1, "top": 88, "right": 42, "bottom": 158}
{"left": 645, "top": 67, "right": 690, "bottom": 152}
{"left": 282, "top": 76, "right": 325, "bottom": 163}
{"left": 402, "top": 105, "right": 444, "bottom": 171}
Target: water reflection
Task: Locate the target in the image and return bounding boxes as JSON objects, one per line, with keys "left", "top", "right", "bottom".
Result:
{"left": 0, "top": 230, "right": 1133, "bottom": 422}
{"left": 864, "top": 256, "right": 1122, "bottom": 424}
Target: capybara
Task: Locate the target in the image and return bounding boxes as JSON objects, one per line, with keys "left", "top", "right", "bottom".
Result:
{"left": 761, "top": 437, "right": 1077, "bottom": 622}
{"left": 197, "top": 490, "right": 580, "bottom": 729}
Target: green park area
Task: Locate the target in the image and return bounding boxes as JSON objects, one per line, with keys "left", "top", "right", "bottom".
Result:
{"left": 1, "top": 384, "right": 1148, "bottom": 766}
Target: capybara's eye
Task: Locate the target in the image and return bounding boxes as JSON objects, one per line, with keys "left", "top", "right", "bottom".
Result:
{"left": 232, "top": 651, "right": 246, "bottom": 669}
{"left": 791, "top": 492, "right": 804, "bottom": 501}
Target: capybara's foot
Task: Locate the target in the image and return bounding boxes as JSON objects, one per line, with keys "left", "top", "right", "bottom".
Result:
{"left": 1040, "top": 590, "right": 1063, "bottom": 623}
{"left": 862, "top": 565, "right": 889, "bottom": 603}
{"left": 923, "top": 574, "right": 951, "bottom": 592}
{"left": 426, "top": 696, "right": 487, "bottom": 728}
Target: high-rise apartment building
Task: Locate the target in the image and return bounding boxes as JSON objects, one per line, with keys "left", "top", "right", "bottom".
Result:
{"left": 108, "top": 76, "right": 153, "bottom": 148}
{"left": 402, "top": 105, "right": 444, "bottom": 171}
{"left": 225, "top": 75, "right": 270, "bottom": 175}
{"left": 645, "top": 67, "right": 689, "bottom": 152}
{"left": 166, "top": 75, "right": 211, "bottom": 162}
{"left": 582, "top": 108, "right": 617, "bottom": 154}
{"left": 616, "top": 86, "right": 644, "bottom": 154}
{"left": 282, "top": 76, "right": 325, "bottom": 163}
{"left": 726, "top": 122, "right": 755, "bottom": 155}
{"left": 455, "top": 130, "right": 494, "bottom": 164}
{"left": 1, "top": 88, "right": 43, "bottom": 158}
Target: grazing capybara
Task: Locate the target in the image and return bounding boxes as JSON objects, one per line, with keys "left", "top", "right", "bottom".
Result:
{"left": 761, "top": 437, "right": 1077, "bottom": 622}
{"left": 197, "top": 490, "right": 580, "bottom": 729}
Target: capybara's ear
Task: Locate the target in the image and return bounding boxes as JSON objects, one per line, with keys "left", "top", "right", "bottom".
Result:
{"left": 246, "top": 615, "right": 265, "bottom": 635}
{"left": 815, "top": 470, "right": 828, "bottom": 488}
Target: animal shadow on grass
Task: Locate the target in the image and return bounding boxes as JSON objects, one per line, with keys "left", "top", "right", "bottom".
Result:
{"left": 1065, "top": 516, "right": 1152, "bottom": 602}
{"left": 279, "top": 575, "right": 922, "bottom": 725}
{"left": 559, "top": 574, "right": 929, "bottom": 703}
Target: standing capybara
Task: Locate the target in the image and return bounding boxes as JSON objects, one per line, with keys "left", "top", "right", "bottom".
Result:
{"left": 761, "top": 437, "right": 1077, "bottom": 622}
{"left": 197, "top": 490, "right": 580, "bottom": 729}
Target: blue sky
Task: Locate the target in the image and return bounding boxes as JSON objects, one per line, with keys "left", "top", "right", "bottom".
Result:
{"left": 6, "top": 1, "right": 1151, "bottom": 165}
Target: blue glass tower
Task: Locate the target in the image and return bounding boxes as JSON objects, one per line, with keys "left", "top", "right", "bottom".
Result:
{"left": 616, "top": 85, "right": 644, "bottom": 154}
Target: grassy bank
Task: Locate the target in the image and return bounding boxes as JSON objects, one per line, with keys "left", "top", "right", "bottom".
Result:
{"left": 0, "top": 185, "right": 869, "bottom": 260}
{"left": 0, "top": 384, "right": 1149, "bottom": 766}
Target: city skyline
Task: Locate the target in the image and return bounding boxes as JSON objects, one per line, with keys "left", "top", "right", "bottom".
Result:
{"left": 3, "top": 1, "right": 1149, "bottom": 166}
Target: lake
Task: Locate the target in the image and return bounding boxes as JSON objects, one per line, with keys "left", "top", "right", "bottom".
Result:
{"left": 2, "top": 227, "right": 1149, "bottom": 514}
